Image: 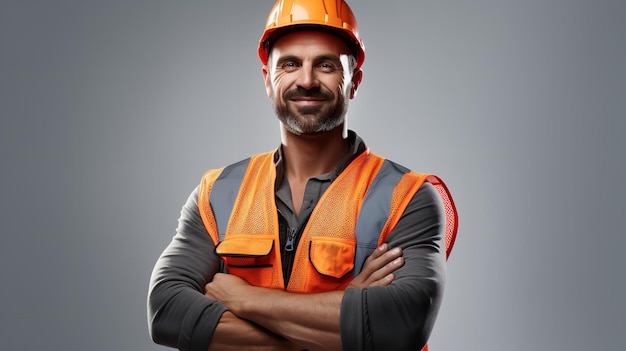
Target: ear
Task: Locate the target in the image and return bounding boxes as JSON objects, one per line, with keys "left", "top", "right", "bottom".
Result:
{"left": 350, "top": 68, "right": 363, "bottom": 99}
{"left": 262, "top": 65, "right": 272, "bottom": 98}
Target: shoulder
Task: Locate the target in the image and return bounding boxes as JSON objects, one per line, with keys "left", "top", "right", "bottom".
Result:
{"left": 201, "top": 151, "right": 277, "bottom": 180}
{"left": 413, "top": 181, "right": 440, "bottom": 207}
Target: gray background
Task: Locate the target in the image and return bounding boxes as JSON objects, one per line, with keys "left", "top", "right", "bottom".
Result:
{"left": 1, "top": 0, "right": 624, "bottom": 350}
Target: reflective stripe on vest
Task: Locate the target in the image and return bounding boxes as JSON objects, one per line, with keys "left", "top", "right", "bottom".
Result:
{"left": 197, "top": 149, "right": 455, "bottom": 292}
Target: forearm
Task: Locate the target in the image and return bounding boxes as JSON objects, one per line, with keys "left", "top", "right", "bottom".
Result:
{"left": 209, "top": 311, "right": 298, "bottom": 351}
{"left": 211, "top": 277, "right": 344, "bottom": 351}
{"left": 245, "top": 289, "right": 343, "bottom": 350}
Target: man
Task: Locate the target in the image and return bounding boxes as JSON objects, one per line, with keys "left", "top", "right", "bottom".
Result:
{"left": 148, "top": 1, "right": 458, "bottom": 350}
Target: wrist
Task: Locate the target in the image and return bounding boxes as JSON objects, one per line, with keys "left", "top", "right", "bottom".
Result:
{"left": 236, "top": 285, "right": 277, "bottom": 321}
{"left": 232, "top": 284, "right": 262, "bottom": 318}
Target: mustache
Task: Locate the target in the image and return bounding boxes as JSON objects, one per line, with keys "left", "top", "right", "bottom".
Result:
{"left": 283, "top": 87, "right": 334, "bottom": 100}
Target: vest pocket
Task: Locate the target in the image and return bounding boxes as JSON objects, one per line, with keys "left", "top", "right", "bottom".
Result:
{"left": 216, "top": 237, "right": 275, "bottom": 268}
{"left": 309, "top": 238, "right": 355, "bottom": 279}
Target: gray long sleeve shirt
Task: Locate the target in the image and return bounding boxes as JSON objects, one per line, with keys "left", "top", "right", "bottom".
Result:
{"left": 148, "top": 131, "right": 447, "bottom": 351}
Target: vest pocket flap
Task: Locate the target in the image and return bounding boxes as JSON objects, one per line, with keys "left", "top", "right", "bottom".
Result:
{"left": 309, "top": 239, "right": 355, "bottom": 279}
{"left": 216, "top": 237, "right": 274, "bottom": 257}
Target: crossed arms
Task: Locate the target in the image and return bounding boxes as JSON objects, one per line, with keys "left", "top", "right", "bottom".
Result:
{"left": 148, "top": 183, "right": 446, "bottom": 351}
{"left": 205, "top": 243, "right": 404, "bottom": 351}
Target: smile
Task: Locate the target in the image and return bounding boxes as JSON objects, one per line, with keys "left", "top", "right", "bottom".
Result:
{"left": 289, "top": 97, "right": 327, "bottom": 106}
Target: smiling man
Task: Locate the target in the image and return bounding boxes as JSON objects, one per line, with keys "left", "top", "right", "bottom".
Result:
{"left": 266, "top": 31, "right": 360, "bottom": 137}
{"left": 148, "top": 1, "right": 458, "bottom": 350}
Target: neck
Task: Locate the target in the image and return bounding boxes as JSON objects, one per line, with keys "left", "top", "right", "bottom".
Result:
{"left": 280, "top": 124, "right": 349, "bottom": 183}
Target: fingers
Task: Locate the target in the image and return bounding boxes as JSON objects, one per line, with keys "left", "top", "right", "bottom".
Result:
{"left": 369, "top": 256, "right": 404, "bottom": 287}
{"left": 363, "top": 244, "right": 403, "bottom": 275}
{"left": 366, "top": 243, "right": 390, "bottom": 263}
{"left": 351, "top": 244, "right": 404, "bottom": 288}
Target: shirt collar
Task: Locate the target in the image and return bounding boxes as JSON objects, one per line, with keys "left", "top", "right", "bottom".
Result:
{"left": 273, "top": 129, "right": 367, "bottom": 189}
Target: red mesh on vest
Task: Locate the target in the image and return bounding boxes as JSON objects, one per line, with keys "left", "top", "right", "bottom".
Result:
{"left": 426, "top": 175, "right": 458, "bottom": 259}
{"left": 421, "top": 176, "right": 458, "bottom": 351}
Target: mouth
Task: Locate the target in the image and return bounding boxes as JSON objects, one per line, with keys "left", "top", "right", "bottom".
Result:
{"left": 289, "top": 96, "right": 327, "bottom": 106}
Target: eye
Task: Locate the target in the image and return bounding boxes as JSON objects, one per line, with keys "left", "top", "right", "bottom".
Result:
{"left": 318, "top": 62, "right": 336, "bottom": 72}
{"left": 281, "top": 61, "right": 299, "bottom": 71}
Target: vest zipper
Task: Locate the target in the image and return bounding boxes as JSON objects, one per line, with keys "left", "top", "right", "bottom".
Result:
{"left": 285, "top": 228, "right": 297, "bottom": 252}
{"left": 282, "top": 227, "right": 297, "bottom": 288}
{"left": 282, "top": 212, "right": 312, "bottom": 289}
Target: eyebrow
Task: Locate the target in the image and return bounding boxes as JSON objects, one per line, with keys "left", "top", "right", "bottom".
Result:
{"left": 275, "top": 55, "right": 300, "bottom": 66}
{"left": 314, "top": 54, "right": 343, "bottom": 65}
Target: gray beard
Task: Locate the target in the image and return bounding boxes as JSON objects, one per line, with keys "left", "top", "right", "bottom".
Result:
{"left": 274, "top": 97, "right": 347, "bottom": 135}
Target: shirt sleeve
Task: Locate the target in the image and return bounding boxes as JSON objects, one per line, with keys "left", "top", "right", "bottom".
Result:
{"left": 147, "top": 186, "right": 227, "bottom": 351}
{"left": 340, "top": 181, "right": 447, "bottom": 351}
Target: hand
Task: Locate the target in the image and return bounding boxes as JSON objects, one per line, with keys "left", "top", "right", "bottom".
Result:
{"left": 348, "top": 243, "right": 404, "bottom": 288}
{"left": 205, "top": 273, "right": 253, "bottom": 313}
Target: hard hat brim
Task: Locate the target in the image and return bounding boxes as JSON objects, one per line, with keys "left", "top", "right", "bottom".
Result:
{"left": 259, "top": 24, "right": 363, "bottom": 66}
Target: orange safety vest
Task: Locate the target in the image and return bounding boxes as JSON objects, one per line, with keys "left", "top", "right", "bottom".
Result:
{"left": 198, "top": 148, "right": 458, "bottom": 294}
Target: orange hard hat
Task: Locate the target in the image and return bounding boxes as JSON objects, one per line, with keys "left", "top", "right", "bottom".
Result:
{"left": 258, "top": 0, "right": 365, "bottom": 68}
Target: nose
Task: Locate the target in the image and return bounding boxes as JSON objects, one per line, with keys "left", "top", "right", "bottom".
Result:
{"left": 296, "top": 64, "right": 320, "bottom": 90}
